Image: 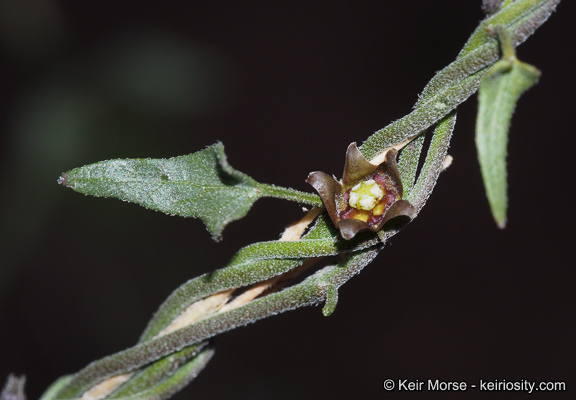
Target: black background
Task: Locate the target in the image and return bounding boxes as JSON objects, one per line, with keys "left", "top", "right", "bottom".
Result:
{"left": 1, "top": 1, "right": 574, "bottom": 399}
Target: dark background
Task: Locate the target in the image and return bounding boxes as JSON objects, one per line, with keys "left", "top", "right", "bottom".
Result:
{"left": 1, "top": 1, "right": 574, "bottom": 399}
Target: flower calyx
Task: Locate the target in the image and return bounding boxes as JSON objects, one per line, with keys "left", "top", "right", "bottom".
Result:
{"left": 306, "top": 142, "right": 416, "bottom": 241}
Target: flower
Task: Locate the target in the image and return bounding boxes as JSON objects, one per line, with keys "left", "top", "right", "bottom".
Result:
{"left": 306, "top": 142, "right": 416, "bottom": 240}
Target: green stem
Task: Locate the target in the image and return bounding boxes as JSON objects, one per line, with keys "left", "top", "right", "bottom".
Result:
{"left": 495, "top": 25, "right": 516, "bottom": 61}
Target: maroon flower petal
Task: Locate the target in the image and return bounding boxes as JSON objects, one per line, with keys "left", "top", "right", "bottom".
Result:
{"left": 376, "top": 199, "right": 417, "bottom": 230}
{"left": 380, "top": 149, "right": 404, "bottom": 197}
{"left": 306, "top": 171, "right": 343, "bottom": 226}
{"left": 342, "top": 143, "right": 379, "bottom": 187}
{"left": 338, "top": 218, "right": 372, "bottom": 240}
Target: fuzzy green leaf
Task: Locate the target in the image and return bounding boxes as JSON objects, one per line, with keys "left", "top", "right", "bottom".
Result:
{"left": 107, "top": 345, "right": 214, "bottom": 400}
{"left": 139, "top": 214, "right": 380, "bottom": 342}
{"left": 407, "top": 113, "right": 457, "bottom": 213}
{"left": 60, "top": 142, "right": 320, "bottom": 240}
{"left": 476, "top": 35, "right": 540, "bottom": 228}
{"left": 39, "top": 376, "right": 73, "bottom": 400}
{"left": 322, "top": 285, "right": 339, "bottom": 316}
{"left": 398, "top": 132, "right": 426, "bottom": 199}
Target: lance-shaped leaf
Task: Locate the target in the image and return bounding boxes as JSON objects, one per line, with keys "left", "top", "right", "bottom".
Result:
{"left": 59, "top": 142, "right": 321, "bottom": 240}
{"left": 476, "top": 26, "right": 540, "bottom": 228}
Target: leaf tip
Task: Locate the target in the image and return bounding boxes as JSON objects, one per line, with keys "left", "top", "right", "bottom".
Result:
{"left": 496, "top": 217, "right": 507, "bottom": 229}
{"left": 210, "top": 231, "right": 224, "bottom": 242}
{"left": 57, "top": 173, "right": 70, "bottom": 187}
{"left": 321, "top": 285, "right": 338, "bottom": 317}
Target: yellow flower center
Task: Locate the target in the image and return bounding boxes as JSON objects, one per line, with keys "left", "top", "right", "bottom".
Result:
{"left": 348, "top": 179, "right": 384, "bottom": 211}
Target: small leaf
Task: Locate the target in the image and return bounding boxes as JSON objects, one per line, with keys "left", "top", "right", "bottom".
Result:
{"left": 60, "top": 143, "right": 319, "bottom": 240}
{"left": 107, "top": 345, "right": 214, "bottom": 400}
{"left": 322, "top": 285, "right": 338, "bottom": 317}
{"left": 476, "top": 29, "right": 540, "bottom": 228}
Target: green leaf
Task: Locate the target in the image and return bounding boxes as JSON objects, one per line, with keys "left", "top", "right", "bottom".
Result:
{"left": 39, "top": 376, "right": 73, "bottom": 400}
{"left": 398, "top": 132, "right": 425, "bottom": 199}
{"left": 322, "top": 285, "right": 339, "bottom": 317}
{"left": 107, "top": 345, "right": 214, "bottom": 400}
{"left": 476, "top": 27, "right": 540, "bottom": 228}
{"left": 407, "top": 112, "right": 457, "bottom": 213}
{"left": 139, "top": 214, "right": 379, "bottom": 342}
{"left": 60, "top": 142, "right": 320, "bottom": 240}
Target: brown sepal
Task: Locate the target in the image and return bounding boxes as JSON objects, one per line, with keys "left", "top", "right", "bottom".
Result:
{"left": 342, "top": 143, "right": 379, "bottom": 187}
